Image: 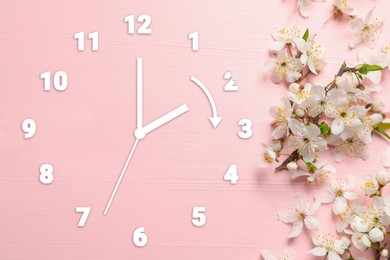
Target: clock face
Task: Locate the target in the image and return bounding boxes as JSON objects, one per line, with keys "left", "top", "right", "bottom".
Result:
{"left": 1, "top": 1, "right": 274, "bottom": 260}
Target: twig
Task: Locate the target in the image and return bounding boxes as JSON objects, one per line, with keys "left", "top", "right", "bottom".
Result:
{"left": 275, "top": 150, "right": 300, "bottom": 172}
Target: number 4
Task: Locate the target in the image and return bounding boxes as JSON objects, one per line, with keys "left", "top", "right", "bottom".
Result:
{"left": 224, "top": 164, "right": 238, "bottom": 184}
{"left": 75, "top": 207, "right": 91, "bottom": 227}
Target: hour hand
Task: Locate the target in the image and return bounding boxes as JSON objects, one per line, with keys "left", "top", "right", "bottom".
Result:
{"left": 134, "top": 104, "right": 189, "bottom": 139}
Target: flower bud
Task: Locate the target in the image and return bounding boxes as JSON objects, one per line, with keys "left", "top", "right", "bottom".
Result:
{"left": 271, "top": 139, "right": 283, "bottom": 152}
{"left": 289, "top": 83, "right": 301, "bottom": 94}
{"left": 287, "top": 161, "right": 298, "bottom": 171}
{"left": 295, "top": 107, "right": 306, "bottom": 118}
{"left": 359, "top": 175, "right": 379, "bottom": 196}
{"left": 381, "top": 249, "right": 389, "bottom": 258}
{"left": 376, "top": 170, "right": 390, "bottom": 186}
{"left": 369, "top": 227, "right": 385, "bottom": 242}
{"left": 372, "top": 96, "right": 385, "bottom": 112}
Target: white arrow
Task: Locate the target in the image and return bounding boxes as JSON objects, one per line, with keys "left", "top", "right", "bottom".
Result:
{"left": 190, "top": 76, "right": 222, "bottom": 128}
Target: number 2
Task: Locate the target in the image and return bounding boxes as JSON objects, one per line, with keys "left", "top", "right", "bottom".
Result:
{"left": 75, "top": 207, "right": 91, "bottom": 227}
{"left": 224, "top": 71, "right": 238, "bottom": 91}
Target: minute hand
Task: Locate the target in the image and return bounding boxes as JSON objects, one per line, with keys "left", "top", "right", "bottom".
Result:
{"left": 141, "top": 104, "right": 189, "bottom": 136}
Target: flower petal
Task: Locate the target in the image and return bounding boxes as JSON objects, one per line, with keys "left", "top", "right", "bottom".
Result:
{"left": 288, "top": 220, "right": 303, "bottom": 238}
{"left": 308, "top": 247, "right": 327, "bottom": 256}
{"left": 381, "top": 147, "right": 390, "bottom": 168}
{"left": 304, "top": 216, "right": 320, "bottom": 230}
{"left": 260, "top": 250, "right": 277, "bottom": 260}
{"left": 333, "top": 197, "right": 347, "bottom": 215}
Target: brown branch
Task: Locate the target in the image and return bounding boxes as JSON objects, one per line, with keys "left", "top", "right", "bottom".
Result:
{"left": 275, "top": 150, "right": 300, "bottom": 172}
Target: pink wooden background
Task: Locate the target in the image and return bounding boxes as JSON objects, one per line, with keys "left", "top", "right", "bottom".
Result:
{"left": 0, "top": 0, "right": 389, "bottom": 259}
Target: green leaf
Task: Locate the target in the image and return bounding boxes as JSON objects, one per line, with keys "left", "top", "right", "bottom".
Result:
{"left": 358, "top": 64, "right": 383, "bottom": 75}
{"left": 376, "top": 122, "right": 390, "bottom": 131}
{"left": 319, "top": 122, "right": 331, "bottom": 135}
{"left": 374, "top": 126, "right": 390, "bottom": 140}
{"left": 303, "top": 29, "right": 309, "bottom": 41}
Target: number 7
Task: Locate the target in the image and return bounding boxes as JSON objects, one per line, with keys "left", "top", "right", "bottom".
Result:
{"left": 75, "top": 207, "right": 91, "bottom": 227}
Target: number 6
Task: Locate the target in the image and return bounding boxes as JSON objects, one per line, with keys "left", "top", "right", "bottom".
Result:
{"left": 133, "top": 227, "right": 148, "bottom": 247}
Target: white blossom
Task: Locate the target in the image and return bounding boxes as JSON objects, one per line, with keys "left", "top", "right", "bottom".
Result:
{"left": 372, "top": 96, "right": 385, "bottom": 112}
{"left": 356, "top": 113, "right": 384, "bottom": 144}
{"left": 349, "top": 8, "right": 384, "bottom": 49}
{"left": 383, "top": 43, "right": 390, "bottom": 70}
{"left": 316, "top": 176, "right": 359, "bottom": 214}
{"left": 351, "top": 197, "right": 390, "bottom": 233}
{"left": 300, "top": 84, "right": 328, "bottom": 117}
{"left": 269, "top": 99, "right": 293, "bottom": 139}
{"left": 376, "top": 169, "right": 390, "bottom": 186}
{"left": 261, "top": 248, "right": 296, "bottom": 260}
{"left": 297, "top": 0, "right": 323, "bottom": 18}
{"left": 326, "top": 104, "right": 365, "bottom": 139}
{"left": 270, "top": 27, "right": 301, "bottom": 52}
{"left": 333, "top": 0, "right": 354, "bottom": 16}
{"left": 287, "top": 83, "right": 312, "bottom": 105}
{"left": 337, "top": 200, "right": 362, "bottom": 233}
{"left": 327, "top": 135, "right": 368, "bottom": 162}
{"left": 259, "top": 144, "right": 277, "bottom": 169}
{"left": 277, "top": 193, "right": 320, "bottom": 238}
{"left": 288, "top": 119, "right": 328, "bottom": 162}
{"left": 381, "top": 147, "right": 390, "bottom": 168}
{"left": 357, "top": 48, "right": 388, "bottom": 85}
{"left": 265, "top": 49, "right": 302, "bottom": 83}
{"left": 292, "top": 160, "right": 335, "bottom": 184}
{"left": 294, "top": 33, "right": 326, "bottom": 74}
{"left": 358, "top": 175, "right": 379, "bottom": 196}
{"left": 347, "top": 230, "right": 371, "bottom": 251}
{"left": 308, "top": 234, "right": 350, "bottom": 260}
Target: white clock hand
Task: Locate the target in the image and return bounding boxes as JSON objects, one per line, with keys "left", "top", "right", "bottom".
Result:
{"left": 136, "top": 58, "right": 143, "bottom": 131}
{"left": 135, "top": 104, "right": 189, "bottom": 139}
{"left": 104, "top": 138, "right": 139, "bottom": 215}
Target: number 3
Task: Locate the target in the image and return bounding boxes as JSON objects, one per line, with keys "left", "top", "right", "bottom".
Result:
{"left": 238, "top": 119, "right": 253, "bottom": 139}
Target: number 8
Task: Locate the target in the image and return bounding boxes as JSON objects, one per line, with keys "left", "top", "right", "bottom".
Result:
{"left": 39, "top": 164, "right": 54, "bottom": 184}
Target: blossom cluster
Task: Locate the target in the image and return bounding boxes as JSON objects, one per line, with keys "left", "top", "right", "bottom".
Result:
{"left": 297, "top": 1, "right": 385, "bottom": 50}
{"left": 261, "top": 24, "right": 389, "bottom": 176}
{"left": 262, "top": 170, "right": 390, "bottom": 260}
{"left": 260, "top": 7, "right": 390, "bottom": 260}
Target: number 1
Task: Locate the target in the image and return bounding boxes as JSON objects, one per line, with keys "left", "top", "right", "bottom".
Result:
{"left": 188, "top": 32, "right": 199, "bottom": 51}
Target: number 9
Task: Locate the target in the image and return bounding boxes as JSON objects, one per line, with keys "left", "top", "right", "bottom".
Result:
{"left": 39, "top": 164, "right": 54, "bottom": 184}
{"left": 22, "top": 119, "right": 36, "bottom": 139}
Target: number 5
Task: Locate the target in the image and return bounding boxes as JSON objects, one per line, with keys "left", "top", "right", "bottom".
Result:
{"left": 75, "top": 207, "right": 91, "bottom": 227}
{"left": 192, "top": 207, "right": 206, "bottom": 227}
